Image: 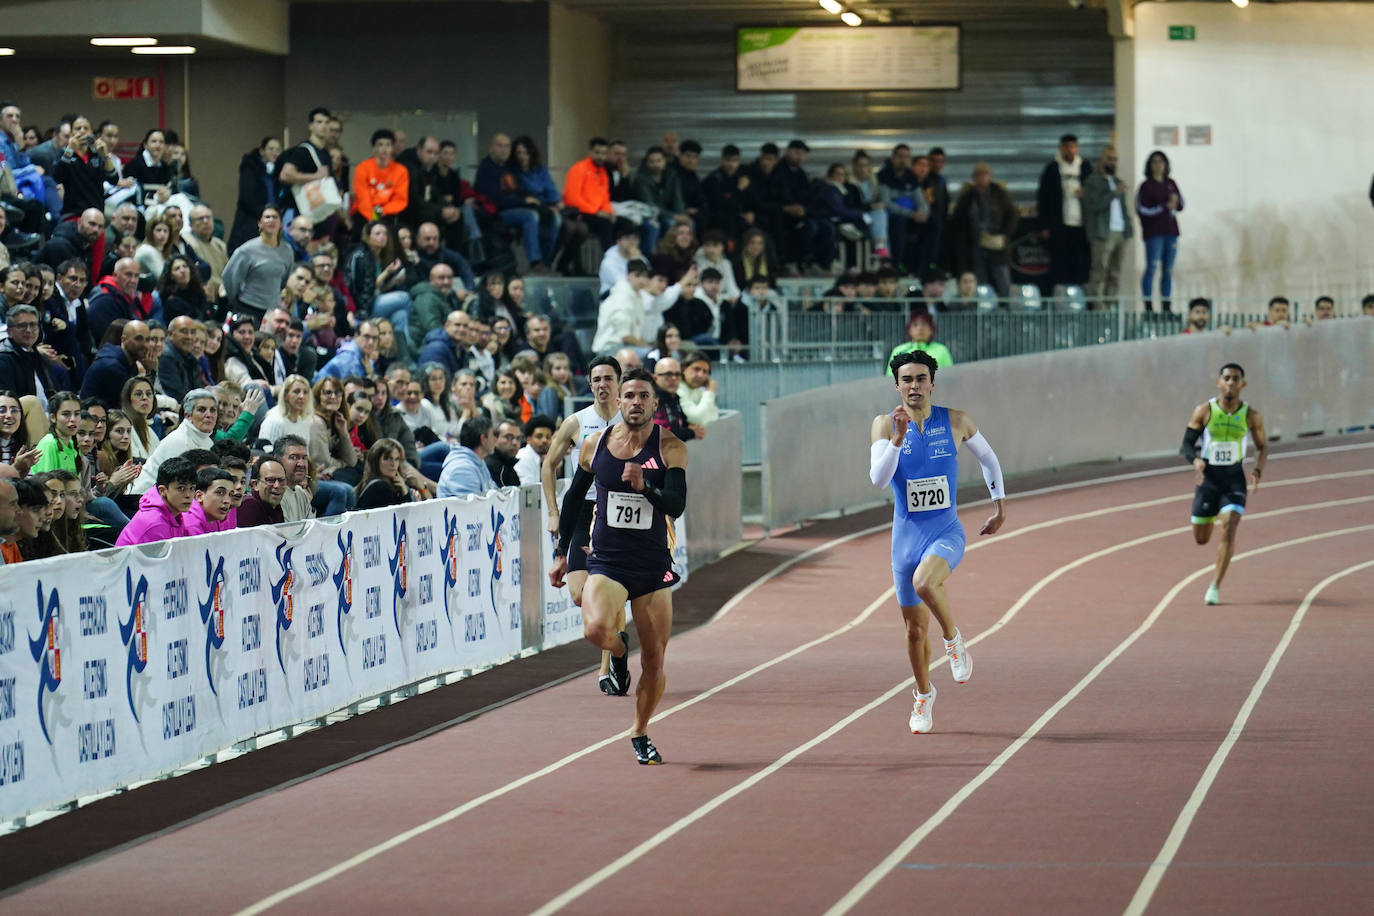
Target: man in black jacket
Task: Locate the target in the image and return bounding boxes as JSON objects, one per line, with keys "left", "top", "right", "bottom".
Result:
{"left": 158, "top": 316, "right": 202, "bottom": 402}
{"left": 79, "top": 319, "right": 149, "bottom": 406}
{"left": 1035, "top": 133, "right": 1095, "bottom": 290}
{"left": 484, "top": 420, "right": 522, "bottom": 487}
{"left": 39, "top": 207, "right": 105, "bottom": 277}
{"left": 0, "top": 305, "right": 57, "bottom": 400}
{"left": 701, "top": 145, "right": 751, "bottom": 242}
{"left": 650, "top": 357, "right": 702, "bottom": 441}
{"left": 47, "top": 257, "right": 94, "bottom": 379}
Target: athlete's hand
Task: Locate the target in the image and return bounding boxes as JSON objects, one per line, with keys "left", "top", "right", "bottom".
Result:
{"left": 546, "top": 510, "right": 560, "bottom": 535}
{"left": 549, "top": 555, "right": 569, "bottom": 589}
{"left": 980, "top": 505, "right": 1006, "bottom": 536}
{"left": 1247, "top": 467, "right": 1262, "bottom": 492}
{"left": 890, "top": 407, "right": 909, "bottom": 445}
{"left": 621, "top": 461, "right": 645, "bottom": 492}
{"left": 1193, "top": 458, "right": 1207, "bottom": 486}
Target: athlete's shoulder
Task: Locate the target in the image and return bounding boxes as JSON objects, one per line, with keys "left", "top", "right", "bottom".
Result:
{"left": 659, "top": 426, "right": 688, "bottom": 466}
{"left": 946, "top": 407, "right": 977, "bottom": 439}
{"left": 871, "top": 412, "right": 895, "bottom": 440}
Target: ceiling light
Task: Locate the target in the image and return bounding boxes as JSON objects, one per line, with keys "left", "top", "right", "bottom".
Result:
{"left": 840, "top": 11, "right": 862, "bottom": 26}
{"left": 0, "top": 48, "right": 15, "bottom": 56}
{"left": 132, "top": 45, "right": 197, "bottom": 55}
{"left": 1232, "top": 0, "right": 1249, "bottom": 7}
{"left": 90, "top": 37, "right": 157, "bottom": 46}
{"left": 819, "top": 0, "right": 843, "bottom": 13}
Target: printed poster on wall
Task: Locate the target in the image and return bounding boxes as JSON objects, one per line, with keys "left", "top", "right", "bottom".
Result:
{"left": 737, "top": 26, "right": 960, "bottom": 92}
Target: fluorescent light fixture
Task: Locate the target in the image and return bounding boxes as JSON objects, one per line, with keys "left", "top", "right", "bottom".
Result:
{"left": 841, "top": 11, "right": 862, "bottom": 26}
{"left": 90, "top": 37, "right": 157, "bottom": 46}
{"left": 1232, "top": 0, "right": 1249, "bottom": 7}
{"left": 132, "top": 45, "right": 197, "bottom": 55}
{"left": 819, "top": 0, "right": 843, "bottom": 13}
{"left": 0, "top": 48, "right": 15, "bottom": 56}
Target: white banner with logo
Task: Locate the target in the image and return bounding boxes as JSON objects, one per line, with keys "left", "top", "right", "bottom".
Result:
{"left": 0, "top": 490, "right": 523, "bottom": 823}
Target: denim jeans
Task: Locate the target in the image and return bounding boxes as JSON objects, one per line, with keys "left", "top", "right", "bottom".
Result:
{"left": 418, "top": 440, "right": 450, "bottom": 483}
{"left": 1141, "top": 234, "right": 1178, "bottom": 301}
{"left": 499, "top": 207, "right": 558, "bottom": 265}
{"left": 312, "top": 479, "right": 356, "bottom": 518}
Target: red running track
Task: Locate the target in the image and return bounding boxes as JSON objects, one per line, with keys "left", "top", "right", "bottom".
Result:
{"left": 4, "top": 441, "right": 1373, "bottom": 915}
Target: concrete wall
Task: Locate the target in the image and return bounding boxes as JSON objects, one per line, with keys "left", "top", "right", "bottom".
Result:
{"left": 761, "top": 319, "right": 1373, "bottom": 530}
{"left": 547, "top": 1, "right": 611, "bottom": 179}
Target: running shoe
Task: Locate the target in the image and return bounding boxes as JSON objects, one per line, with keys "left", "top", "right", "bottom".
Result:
{"left": 631, "top": 734, "right": 663, "bottom": 765}
{"left": 608, "top": 631, "right": 632, "bottom": 696}
{"left": 945, "top": 629, "right": 972, "bottom": 683}
{"left": 598, "top": 674, "right": 616, "bottom": 695}
{"left": 909, "top": 687, "right": 937, "bottom": 734}
{"left": 1204, "top": 583, "right": 1220, "bottom": 605}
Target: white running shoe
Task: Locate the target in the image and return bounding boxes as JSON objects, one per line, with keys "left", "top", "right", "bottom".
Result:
{"left": 1204, "top": 583, "right": 1220, "bottom": 605}
{"left": 910, "top": 687, "right": 937, "bottom": 734}
{"left": 945, "top": 630, "right": 972, "bottom": 683}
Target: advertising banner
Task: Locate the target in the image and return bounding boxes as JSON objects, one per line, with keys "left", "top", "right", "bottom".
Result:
{"left": 737, "top": 26, "right": 960, "bottom": 91}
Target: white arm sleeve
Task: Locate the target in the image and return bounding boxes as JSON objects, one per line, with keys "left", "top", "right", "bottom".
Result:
{"left": 963, "top": 431, "right": 1006, "bottom": 500}
{"left": 869, "top": 439, "right": 901, "bottom": 488}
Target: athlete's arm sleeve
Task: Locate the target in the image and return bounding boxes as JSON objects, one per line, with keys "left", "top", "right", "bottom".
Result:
{"left": 963, "top": 432, "right": 1006, "bottom": 501}
{"left": 555, "top": 467, "right": 595, "bottom": 557}
{"left": 640, "top": 467, "right": 687, "bottom": 518}
{"left": 869, "top": 439, "right": 900, "bottom": 488}
{"left": 1180, "top": 426, "right": 1202, "bottom": 463}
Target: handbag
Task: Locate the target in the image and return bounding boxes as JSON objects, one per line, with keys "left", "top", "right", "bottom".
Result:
{"left": 978, "top": 231, "right": 1006, "bottom": 251}
{"left": 290, "top": 143, "right": 343, "bottom": 222}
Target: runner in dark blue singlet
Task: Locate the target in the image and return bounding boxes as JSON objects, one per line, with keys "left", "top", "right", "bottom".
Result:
{"left": 551, "top": 368, "right": 688, "bottom": 765}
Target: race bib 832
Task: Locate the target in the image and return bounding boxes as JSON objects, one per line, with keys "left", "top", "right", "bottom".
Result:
{"left": 1207, "top": 441, "right": 1241, "bottom": 466}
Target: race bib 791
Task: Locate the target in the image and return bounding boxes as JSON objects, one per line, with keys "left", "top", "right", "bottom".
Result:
{"left": 607, "top": 491, "right": 652, "bottom": 529}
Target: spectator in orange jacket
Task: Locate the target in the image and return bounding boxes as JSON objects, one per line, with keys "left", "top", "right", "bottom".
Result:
{"left": 558, "top": 136, "right": 616, "bottom": 272}
{"left": 353, "top": 129, "right": 410, "bottom": 223}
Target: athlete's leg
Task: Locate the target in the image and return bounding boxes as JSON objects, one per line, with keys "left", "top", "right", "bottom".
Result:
{"left": 629, "top": 588, "right": 673, "bottom": 736}
{"left": 913, "top": 555, "right": 957, "bottom": 642}
{"left": 899, "top": 602, "right": 933, "bottom": 694}
{"left": 567, "top": 569, "right": 615, "bottom": 678}
{"left": 1193, "top": 521, "right": 1214, "bottom": 545}
{"left": 582, "top": 575, "right": 631, "bottom": 654}
{"left": 1192, "top": 483, "right": 1219, "bottom": 544}
{"left": 1213, "top": 509, "right": 1242, "bottom": 587}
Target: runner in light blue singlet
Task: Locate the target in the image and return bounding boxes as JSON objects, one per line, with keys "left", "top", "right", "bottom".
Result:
{"left": 889, "top": 404, "right": 967, "bottom": 604}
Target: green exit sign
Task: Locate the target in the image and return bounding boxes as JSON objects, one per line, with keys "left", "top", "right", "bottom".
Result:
{"left": 1169, "top": 25, "right": 1196, "bottom": 41}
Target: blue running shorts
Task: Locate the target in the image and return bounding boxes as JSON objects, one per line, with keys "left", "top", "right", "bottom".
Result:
{"left": 892, "top": 516, "right": 966, "bottom": 607}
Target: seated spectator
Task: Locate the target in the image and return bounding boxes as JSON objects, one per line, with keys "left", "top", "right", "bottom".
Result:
{"left": 878, "top": 144, "right": 929, "bottom": 274}
{"left": 887, "top": 312, "right": 954, "bottom": 374}
{"left": 523, "top": 314, "right": 584, "bottom": 375}
{"left": 652, "top": 220, "right": 699, "bottom": 280}
{"left": 409, "top": 262, "right": 465, "bottom": 354}
{"left": 124, "top": 129, "right": 177, "bottom": 206}
{"left": 1362, "top": 294, "right": 1374, "bottom": 317}
{"left": 159, "top": 254, "right": 215, "bottom": 325}
{"left": 486, "top": 419, "right": 522, "bottom": 487}
{"left": 183, "top": 467, "right": 236, "bottom": 535}
{"left": 650, "top": 357, "right": 700, "bottom": 441}
{"left": 221, "top": 205, "right": 294, "bottom": 323}
{"left": 158, "top": 316, "right": 204, "bottom": 403}
{"left": 181, "top": 204, "right": 228, "bottom": 299}
{"left": 352, "top": 128, "right": 410, "bottom": 225}
{"left": 238, "top": 457, "right": 287, "bottom": 527}
{"left": 345, "top": 220, "right": 412, "bottom": 355}
{"left": 397, "top": 377, "right": 447, "bottom": 444}
{"left": 480, "top": 370, "right": 523, "bottom": 425}
{"left": 515, "top": 413, "right": 555, "bottom": 486}
{"left": 136, "top": 213, "right": 177, "bottom": 282}
{"left": 88, "top": 257, "right": 151, "bottom": 345}
{"left": 310, "top": 376, "right": 361, "bottom": 487}
{"left": 46, "top": 258, "right": 94, "bottom": 380}
{"left": 80, "top": 319, "right": 150, "bottom": 405}
{"left": 665, "top": 266, "right": 722, "bottom": 347}
{"left": 352, "top": 436, "right": 420, "bottom": 509}
{"left": 692, "top": 230, "right": 740, "bottom": 302}
{"left": 536, "top": 353, "right": 583, "bottom": 420}
{"left": 678, "top": 351, "right": 720, "bottom": 427}
{"left": 368, "top": 381, "right": 421, "bottom": 470}
{"left": 417, "top": 310, "right": 472, "bottom": 379}
{"left": 475, "top": 132, "right": 554, "bottom": 275}
{"left": 0, "top": 305, "right": 59, "bottom": 402}
{"left": 646, "top": 323, "right": 684, "bottom": 366}
{"left": 1248, "top": 296, "right": 1292, "bottom": 331}
{"left": 512, "top": 134, "right": 565, "bottom": 267}
{"left": 314, "top": 320, "right": 382, "bottom": 382}
{"left": 471, "top": 270, "right": 527, "bottom": 332}
{"left": 274, "top": 433, "right": 337, "bottom": 520}
{"left": 437, "top": 414, "right": 496, "bottom": 497}
{"left": 592, "top": 258, "right": 650, "bottom": 354}
{"left": 259, "top": 373, "right": 314, "bottom": 445}
{"left": 816, "top": 163, "right": 868, "bottom": 243}
{"left": 32, "top": 391, "right": 82, "bottom": 472}
{"left": 413, "top": 221, "right": 476, "bottom": 295}
{"left": 560, "top": 136, "right": 616, "bottom": 262}
{"left": 215, "top": 448, "right": 249, "bottom": 519}
{"left": 120, "top": 374, "right": 163, "bottom": 461}
{"left": 0, "top": 391, "right": 36, "bottom": 473}
{"left": 598, "top": 221, "right": 643, "bottom": 295}
{"left": 128, "top": 388, "right": 219, "bottom": 495}
{"left": 731, "top": 228, "right": 780, "bottom": 291}
{"left": 632, "top": 146, "right": 686, "bottom": 251}
{"left": 39, "top": 208, "right": 105, "bottom": 278}
{"left": 114, "top": 455, "right": 196, "bottom": 546}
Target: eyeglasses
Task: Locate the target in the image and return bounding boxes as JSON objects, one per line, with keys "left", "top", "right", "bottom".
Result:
{"left": 654, "top": 371, "right": 681, "bottom": 379}
{"left": 321, "top": 389, "right": 341, "bottom": 398}
{"left": 8, "top": 322, "right": 38, "bottom": 331}
{"left": 259, "top": 476, "right": 287, "bottom": 486}
{"left": 191, "top": 215, "right": 212, "bottom": 222}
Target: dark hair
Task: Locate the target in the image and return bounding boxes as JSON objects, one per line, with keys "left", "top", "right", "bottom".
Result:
{"left": 212, "top": 436, "right": 252, "bottom": 463}
{"left": 747, "top": 275, "right": 772, "bottom": 290}
{"left": 1219, "top": 363, "right": 1245, "bottom": 378}
{"left": 1268, "top": 296, "right": 1290, "bottom": 309}
{"left": 258, "top": 203, "right": 281, "bottom": 220}
{"left": 615, "top": 221, "right": 641, "bottom": 241}
{"left": 588, "top": 136, "right": 609, "bottom": 148}
{"left": 219, "top": 455, "right": 248, "bottom": 474}
{"left": 655, "top": 323, "right": 679, "bottom": 356}
{"left": 1314, "top": 295, "right": 1334, "bottom": 308}
{"left": 157, "top": 455, "right": 199, "bottom": 488}
{"left": 892, "top": 143, "right": 911, "bottom": 155}
{"left": 15, "top": 478, "right": 48, "bottom": 509}
{"left": 259, "top": 136, "right": 277, "bottom": 151}
{"left": 679, "top": 139, "right": 702, "bottom": 155}
{"left": 229, "top": 315, "right": 255, "bottom": 334}
{"left": 439, "top": 139, "right": 457, "bottom": 152}
{"left": 356, "top": 437, "right": 406, "bottom": 497}
{"left": 369, "top": 128, "right": 395, "bottom": 146}
{"left": 1187, "top": 297, "right": 1212, "bottom": 311}
{"left": 183, "top": 448, "right": 220, "bottom": 469}
{"left": 512, "top": 135, "right": 543, "bottom": 171}
{"left": 522, "top": 414, "right": 556, "bottom": 438}
{"left": 760, "top": 142, "right": 779, "bottom": 156}
{"left": 1144, "top": 150, "right": 1171, "bottom": 180}
{"left": 1362, "top": 294, "right": 1374, "bottom": 309}
{"left": 890, "top": 349, "right": 939, "bottom": 379}
{"left": 46, "top": 390, "right": 81, "bottom": 417}
{"left": 626, "top": 259, "right": 650, "bottom": 277}
{"left": 196, "top": 467, "right": 234, "bottom": 490}
{"left": 620, "top": 367, "right": 657, "bottom": 391}
{"left": 307, "top": 106, "right": 332, "bottom": 124}
{"left": 1059, "top": 133, "right": 1078, "bottom": 145}
{"left": 908, "top": 311, "right": 937, "bottom": 339}
{"left": 458, "top": 414, "right": 492, "bottom": 449}
{"left": 56, "top": 257, "right": 88, "bottom": 280}
{"left": 928, "top": 146, "right": 946, "bottom": 157}
{"left": 159, "top": 253, "right": 206, "bottom": 304}
{"left": 853, "top": 149, "right": 870, "bottom": 163}
{"left": 0, "top": 389, "right": 31, "bottom": 452}
{"left": 681, "top": 350, "right": 711, "bottom": 370}
{"left": 273, "top": 433, "right": 309, "bottom": 455}
{"left": 644, "top": 145, "right": 666, "bottom": 160}
{"left": 700, "top": 267, "right": 723, "bottom": 283}
{"left": 721, "top": 144, "right": 740, "bottom": 158}
{"left": 588, "top": 355, "right": 622, "bottom": 379}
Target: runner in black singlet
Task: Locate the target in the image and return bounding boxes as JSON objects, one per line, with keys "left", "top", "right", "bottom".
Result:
{"left": 550, "top": 368, "right": 688, "bottom": 765}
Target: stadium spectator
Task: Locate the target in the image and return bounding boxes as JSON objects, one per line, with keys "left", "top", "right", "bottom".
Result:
{"left": 0, "top": 305, "right": 58, "bottom": 403}
{"left": 1248, "top": 297, "right": 1292, "bottom": 331}
{"left": 1136, "top": 150, "right": 1184, "bottom": 315}
{"left": 128, "top": 388, "right": 218, "bottom": 495}
{"left": 650, "top": 356, "right": 700, "bottom": 441}
{"left": 598, "top": 221, "right": 643, "bottom": 295}
{"left": 560, "top": 136, "right": 616, "bottom": 261}
{"left": 355, "top": 437, "right": 423, "bottom": 509}
{"left": 632, "top": 145, "right": 686, "bottom": 252}
{"left": 114, "top": 454, "right": 196, "bottom": 546}
{"left": 879, "top": 144, "right": 928, "bottom": 275}
{"left": 238, "top": 457, "right": 287, "bottom": 527}
{"left": 276, "top": 107, "right": 333, "bottom": 219}
{"left": 1182, "top": 298, "right": 1218, "bottom": 334}
{"left": 701, "top": 144, "right": 751, "bottom": 242}
{"left": 345, "top": 220, "right": 412, "bottom": 353}
{"left": 485, "top": 419, "right": 522, "bottom": 487}
{"left": 514, "top": 413, "right": 555, "bottom": 486}
{"left": 1362, "top": 294, "right": 1374, "bottom": 317}
{"left": 950, "top": 163, "right": 1019, "bottom": 299}
{"left": 437, "top": 414, "right": 496, "bottom": 497}
{"left": 1037, "top": 133, "right": 1094, "bottom": 290}
{"left": 413, "top": 221, "right": 476, "bottom": 295}
{"left": 692, "top": 230, "right": 740, "bottom": 302}
{"left": 679, "top": 351, "right": 719, "bottom": 426}
{"left": 1311, "top": 296, "right": 1336, "bottom": 321}
{"left": 352, "top": 128, "right": 409, "bottom": 225}
{"left": 593, "top": 258, "right": 651, "bottom": 354}
{"left": 39, "top": 207, "right": 104, "bottom": 278}
{"left": 731, "top": 228, "right": 780, "bottom": 291}
{"left": 183, "top": 466, "right": 236, "bottom": 535}
{"left": 54, "top": 116, "right": 118, "bottom": 216}
{"left": 1082, "top": 146, "right": 1131, "bottom": 309}
{"left": 158, "top": 316, "right": 203, "bottom": 402}
{"left": 221, "top": 205, "right": 293, "bottom": 323}
{"left": 887, "top": 312, "right": 954, "bottom": 374}
{"left": 850, "top": 150, "right": 890, "bottom": 258}
{"left": 924, "top": 147, "right": 951, "bottom": 275}
{"left": 182, "top": 204, "right": 228, "bottom": 298}
{"left": 274, "top": 433, "right": 328, "bottom": 520}
{"left": 398, "top": 135, "right": 445, "bottom": 230}
{"left": 87, "top": 257, "right": 150, "bottom": 345}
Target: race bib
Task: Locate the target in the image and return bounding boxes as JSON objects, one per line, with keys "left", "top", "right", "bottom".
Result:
{"left": 607, "top": 491, "right": 652, "bottom": 530}
{"left": 1207, "top": 440, "right": 1241, "bottom": 466}
{"left": 906, "top": 476, "right": 951, "bottom": 513}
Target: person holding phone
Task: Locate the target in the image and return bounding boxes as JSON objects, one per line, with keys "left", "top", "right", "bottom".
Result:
{"left": 54, "top": 115, "right": 118, "bottom": 217}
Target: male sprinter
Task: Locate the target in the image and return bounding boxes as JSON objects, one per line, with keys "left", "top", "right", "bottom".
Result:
{"left": 543, "top": 356, "right": 623, "bottom": 693}
{"left": 1181, "top": 363, "right": 1267, "bottom": 605}
{"left": 870, "top": 351, "right": 1006, "bottom": 734}
{"left": 550, "top": 368, "right": 687, "bottom": 764}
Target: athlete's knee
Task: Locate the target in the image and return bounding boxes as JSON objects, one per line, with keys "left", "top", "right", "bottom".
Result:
{"left": 903, "top": 614, "right": 928, "bottom": 645}
{"left": 914, "top": 577, "right": 942, "bottom": 604}
{"left": 1193, "top": 526, "right": 1212, "bottom": 545}
{"left": 583, "top": 619, "right": 617, "bottom": 647}
{"left": 638, "top": 644, "right": 665, "bottom": 678}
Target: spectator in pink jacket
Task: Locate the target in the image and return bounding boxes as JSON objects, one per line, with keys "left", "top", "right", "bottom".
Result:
{"left": 114, "top": 455, "right": 197, "bottom": 546}
{"left": 183, "top": 467, "right": 236, "bottom": 536}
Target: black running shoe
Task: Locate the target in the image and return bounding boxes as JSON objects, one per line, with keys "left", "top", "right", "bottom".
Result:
{"left": 631, "top": 734, "right": 662, "bottom": 765}
{"left": 598, "top": 674, "right": 615, "bottom": 695}
{"left": 609, "top": 631, "right": 631, "bottom": 696}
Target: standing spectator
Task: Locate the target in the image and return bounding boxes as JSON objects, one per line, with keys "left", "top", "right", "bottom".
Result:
{"left": 1136, "top": 150, "right": 1184, "bottom": 315}
{"left": 949, "top": 163, "right": 1019, "bottom": 299}
{"left": 276, "top": 107, "right": 334, "bottom": 223}
{"left": 1036, "top": 133, "right": 1094, "bottom": 290}
{"left": 1082, "top": 146, "right": 1132, "bottom": 309}
{"left": 1182, "top": 298, "right": 1215, "bottom": 334}
{"left": 114, "top": 455, "right": 196, "bottom": 546}
{"left": 345, "top": 220, "right": 412, "bottom": 352}
{"left": 476, "top": 133, "right": 557, "bottom": 275}
{"left": 437, "top": 414, "right": 496, "bottom": 497}
{"left": 221, "top": 206, "right": 294, "bottom": 323}
{"left": 851, "top": 150, "right": 890, "bottom": 258}
{"left": 54, "top": 116, "right": 118, "bottom": 217}
{"left": 924, "top": 147, "right": 951, "bottom": 276}
{"left": 228, "top": 139, "right": 281, "bottom": 254}
{"left": 879, "top": 144, "right": 928, "bottom": 275}
{"left": 352, "top": 128, "right": 410, "bottom": 225}
{"left": 182, "top": 204, "right": 228, "bottom": 299}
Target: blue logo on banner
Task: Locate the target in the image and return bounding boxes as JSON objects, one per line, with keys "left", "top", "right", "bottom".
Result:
{"left": 197, "top": 553, "right": 228, "bottom": 696}
{"left": 333, "top": 530, "right": 355, "bottom": 655}
{"left": 270, "top": 541, "right": 296, "bottom": 675}
{"left": 486, "top": 506, "right": 505, "bottom": 618}
{"left": 388, "top": 516, "right": 408, "bottom": 637}
{"left": 26, "top": 581, "right": 62, "bottom": 744}
{"left": 440, "top": 509, "right": 461, "bottom": 626}
{"left": 118, "top": 569, "right": 151, "bottom": 722}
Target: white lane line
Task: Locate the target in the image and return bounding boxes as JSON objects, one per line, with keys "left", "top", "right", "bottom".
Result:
{"left": 1121, "top": 558, "right": 1374, "bottom": 916}
{"left": 531, "top": 504, "right": 1374, "bottom": 915}
{"left": 823, "top": 522, "right": 1374, "bottom": 916}
{"left": 235, "top": 477, "right": 1372, "bottom": 914}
